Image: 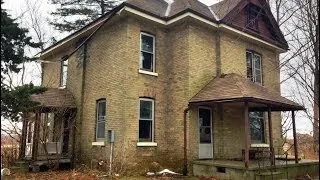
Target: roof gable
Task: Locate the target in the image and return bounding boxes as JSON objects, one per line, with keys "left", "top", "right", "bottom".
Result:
{"left": 39, "top": 0, "right": 288, "bottom": 58}
{"left": 213, "top": 0, "right": 288, "bottom": 49}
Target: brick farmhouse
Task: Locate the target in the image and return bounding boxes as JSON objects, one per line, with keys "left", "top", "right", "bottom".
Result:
{"left": 18, "top": 0, "right": 310, "bottom": 177}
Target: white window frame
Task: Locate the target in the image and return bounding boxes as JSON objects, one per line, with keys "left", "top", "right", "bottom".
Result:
{"left": 60, "top": 59, "right": 68, "bottom": 88}
{"left": 246, "top": 51, "right": 262, "bottom": 85}
{"left": 138, "top": 98, "right": 155, "bottom": 143}
{"left": 140, "top": 32, "right": 155, "bottom": 73}
{"left": 96, "top": 99, "right": 106, "bottom": 140}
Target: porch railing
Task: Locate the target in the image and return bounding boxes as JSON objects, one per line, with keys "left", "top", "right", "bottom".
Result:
{"left": 39, "top": 142, "right": 61, "bottom": 155}
{"left": 25, "top": 142, "right": 61, "bottom": 157}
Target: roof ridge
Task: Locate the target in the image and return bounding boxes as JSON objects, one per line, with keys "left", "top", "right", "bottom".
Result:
{"left": 208, "top": 5, "right": 219, "bottom": 21}
{"left": 164, "top": 0, "right": 174, "bottom": 17}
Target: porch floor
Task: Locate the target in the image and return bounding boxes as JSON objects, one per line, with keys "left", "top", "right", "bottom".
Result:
{"left": 193, "top": 159, "right": 319, "bottom": 170}
{"left": 193, "top": 159, "right": 319, "bottom": 180}
{"left": 25, "top": 155, "right": 69, "bottom": 161}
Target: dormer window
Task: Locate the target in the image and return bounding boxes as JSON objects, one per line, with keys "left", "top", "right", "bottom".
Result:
{"left": 246, "top": 5, "right": 260, "bottom": 31}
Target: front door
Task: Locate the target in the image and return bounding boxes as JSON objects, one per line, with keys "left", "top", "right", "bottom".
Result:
{"left": 198, "top": 107, "right": 213, "bottom": 159}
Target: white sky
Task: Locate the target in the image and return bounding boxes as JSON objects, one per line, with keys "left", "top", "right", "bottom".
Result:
{"left": 2, "top": 0, "right": 313, "bottom": 137}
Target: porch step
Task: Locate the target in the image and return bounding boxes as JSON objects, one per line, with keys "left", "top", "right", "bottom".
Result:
{"left": 13, "top": 160, "right": 30, "bottom": 172}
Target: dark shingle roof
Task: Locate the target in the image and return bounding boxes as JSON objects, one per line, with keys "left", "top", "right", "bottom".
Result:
{"left": 125, "top": 0, "right": 216, "bottom": 20}
{"left": 30, "top": 88, "right": 76, "bottom": 108}
{"left": 210, "top": 0, "right": 242, "bottom": 20}
{"left": 189, "top": 73, "right": 304, "bottom": 111}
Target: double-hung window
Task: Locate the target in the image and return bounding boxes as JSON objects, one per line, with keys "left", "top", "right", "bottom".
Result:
{"left": 140, "top": 33, "right": 155, "bottom": 72}
{"left": 246, "top": 50, "right": 264, "bottom": 143}
{"left": 249, "top": 112, "right": 265, "bottom": 143}
{"left": 246, "top": 51, "right": 262, "bottom": 85}
{"left": 139, "top": 98, "right": 154, "bottom": 142}
{"left": 96, "top": 99, "right": 106, "bottom": 139}
{"left": 60, "top": 59, "right": 68, "bottom": 87}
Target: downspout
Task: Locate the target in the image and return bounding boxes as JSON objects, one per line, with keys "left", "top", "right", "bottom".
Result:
{"left": 71, "top": 43, "right": 87, "bottom": 167}
{"left": 183, "top": 106, "right": 190, "bottom": 176}
{"left": 67, "top": 8, "right": 121, "bottom": 167}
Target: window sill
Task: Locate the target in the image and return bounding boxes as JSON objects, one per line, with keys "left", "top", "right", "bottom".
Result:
{"left": 92, "top": 141, "right": 105, "bottom": 146}
{"left": 251, "top": 144, "right": 269, "bottom": 148}
{"left": 139, "top": 70, "right": 158, "bottom": 77}
{"left": 58, "top": 86, "right": 66, "bottom": 89}
{"left": 137, "top": 142, "right": 157, "bottom": 147}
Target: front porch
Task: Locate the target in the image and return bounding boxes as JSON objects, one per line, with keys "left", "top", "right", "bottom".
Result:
{"left": 193, "top": 159, "right": 319, "bottom": 180}
{"left": 183, "top": 74, "right": 317, "bottom": 177}
{"left": 18, "top": 88, "right": 76, "bottom": 171}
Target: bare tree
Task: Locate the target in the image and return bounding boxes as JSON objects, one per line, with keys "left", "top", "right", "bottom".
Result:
{"left": 270, "top": 0, "right": 319, "bottom": 154}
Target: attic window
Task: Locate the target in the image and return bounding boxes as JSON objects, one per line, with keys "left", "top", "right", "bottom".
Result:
{"left": 246, "top": 5, "right": 260, "bottom": 31}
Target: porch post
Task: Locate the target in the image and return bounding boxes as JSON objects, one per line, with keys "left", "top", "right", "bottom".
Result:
{"left": 32, "top": 111, "right": 41, "bottom": 160}
{"left": 267, "top": 106, "right": 275, "bottom": 166}
{"left": 244, "top": 101, "right": 250, "bottom": 168}
{"left": 19, "top": 112, "right": 28, "bottom": 159}
{"left": 292, "top": 111, "right": 299, "bottom": 163}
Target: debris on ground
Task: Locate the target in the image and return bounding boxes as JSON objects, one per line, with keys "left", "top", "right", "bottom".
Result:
{"left": 1, "top": 168, "right": 11, "bottom": 176}
{"left": 147, "top": 168, "right": 182, "bottom": 176}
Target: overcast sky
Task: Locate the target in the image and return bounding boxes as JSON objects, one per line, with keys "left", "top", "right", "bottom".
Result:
{"left": 2, "top": 0, "right": 313, "bottom": 137}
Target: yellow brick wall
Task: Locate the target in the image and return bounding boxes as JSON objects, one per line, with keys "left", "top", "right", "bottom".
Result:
{"left": 40, "top": 14, "right": 283, "bottom": 173}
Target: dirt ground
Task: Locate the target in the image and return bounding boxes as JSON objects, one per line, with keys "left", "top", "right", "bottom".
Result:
{"left": 4, "top": 169, "right": 318, "bottom": 180}
{"left": 4, "top": 169, "right": 218, "bottom": 180}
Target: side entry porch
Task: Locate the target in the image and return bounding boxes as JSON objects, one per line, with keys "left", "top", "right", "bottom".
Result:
{"left": 19, "top": 88, "right": 77, "bottom": 171}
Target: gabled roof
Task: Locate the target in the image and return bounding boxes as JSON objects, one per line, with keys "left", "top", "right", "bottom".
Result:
{"left": 189, "top": 73, "right": 304, "bottom": 111}
{"left": 125, "top": 0, "right": 215, "bottom": 20}
{"left": 30, "top": 88, "right": 76, "bottom": 109}
{"left": 210, "top": 0, "right": 242, "bottom": 20}
{"left": 39, "top": 0, "right": 288, "bottom": 58}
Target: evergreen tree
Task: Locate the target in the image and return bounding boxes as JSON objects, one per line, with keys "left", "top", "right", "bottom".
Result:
{"left": 1, "top": 1, "right": 46, "bottom": 122}
{"left": 50, "top": 0, "right": 120, "bottom": 32}
{"left": 1, "top": 0, "right": 40, "bottom": 85}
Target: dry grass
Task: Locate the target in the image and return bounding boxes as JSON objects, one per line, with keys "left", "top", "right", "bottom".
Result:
{"left": 5, "top": 169, "right": 220, "bottom": 180}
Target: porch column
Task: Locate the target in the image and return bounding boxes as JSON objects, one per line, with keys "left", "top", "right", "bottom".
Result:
{"left": 19, "top": 112, "right": 28, "bottom": 159}
{"left": 32, "top": 111, "right": 41, "bottom": 160}
{"left": 267, "top": 106, "right": 275, "bottom": 166}
{"left": 244, "top": 101, "right": 250, "bottom": 168}
{"left": 292, "top": 111, "right": 299, "bottom": 163}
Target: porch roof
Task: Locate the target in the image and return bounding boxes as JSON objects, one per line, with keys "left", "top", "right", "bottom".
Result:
{"left": 30, "top": 88, "right": 76, "bottom": 109}
{"left": 189, "top": 73, "right": 304, "bottom": 111}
